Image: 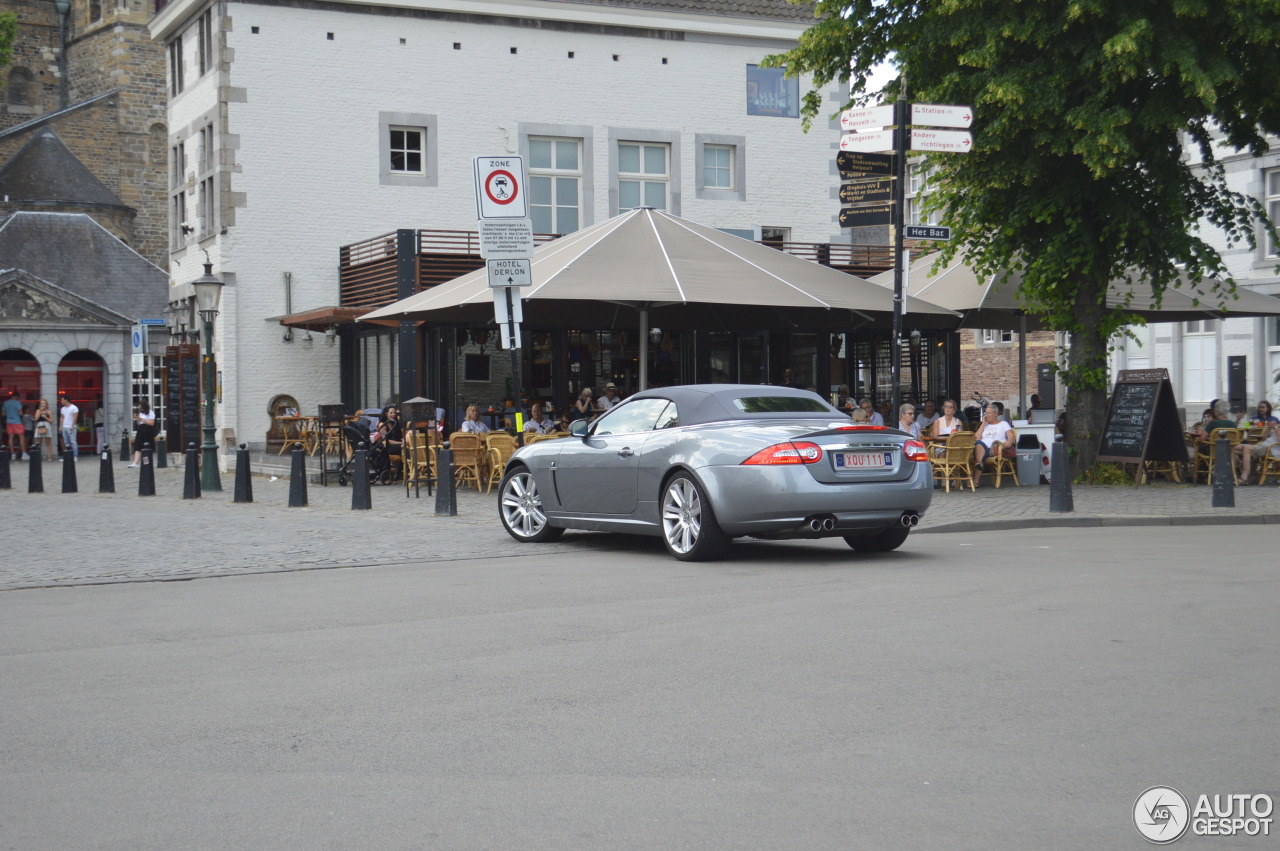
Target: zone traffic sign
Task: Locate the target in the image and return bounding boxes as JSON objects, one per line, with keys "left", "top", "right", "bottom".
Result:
{"left": 474, "top": 156, "right": 528, "bottom": 219}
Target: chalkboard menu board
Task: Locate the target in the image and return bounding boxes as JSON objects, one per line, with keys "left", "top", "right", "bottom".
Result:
{"left": 1097, "top": 369, "right": 1185, "bottom": 465}
{"left": 163, "top": 345, "right": 201, "bottom": 450}
{"left": 181, "top": 355, "right": 200, "bottom": 451}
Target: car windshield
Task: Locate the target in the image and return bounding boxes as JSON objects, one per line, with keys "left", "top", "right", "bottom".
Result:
{"left": 732, "top": 396, "right": 830, "bottom": 414}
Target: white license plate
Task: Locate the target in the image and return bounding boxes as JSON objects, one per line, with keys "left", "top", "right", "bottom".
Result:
{"left": 833, "top": 450, "right": 893, "bottom": 470}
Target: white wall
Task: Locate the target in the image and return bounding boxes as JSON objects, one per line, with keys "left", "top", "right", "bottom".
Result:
{"left": 164, "top": 2, "right": 846, "bottom": 449}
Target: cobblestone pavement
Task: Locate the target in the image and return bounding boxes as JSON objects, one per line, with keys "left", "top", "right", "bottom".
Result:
{"left": 2, "top": 454, "right": 1277, "bottom": 591}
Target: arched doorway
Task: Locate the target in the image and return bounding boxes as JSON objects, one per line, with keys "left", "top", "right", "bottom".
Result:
{"left": 0, "top": 350, "right": 41, "bottom": 439}
{"left": 57, "top": 350, "right": 106, "bottom": 455}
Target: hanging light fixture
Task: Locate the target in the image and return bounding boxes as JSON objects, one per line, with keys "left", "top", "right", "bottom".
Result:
{"left": 324, "top": 326, "right": 337, "bottom": 347}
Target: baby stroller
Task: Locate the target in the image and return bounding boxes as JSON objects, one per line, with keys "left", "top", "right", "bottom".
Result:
{"left": 333, "top": 421, "right": 395, "bottom": 485}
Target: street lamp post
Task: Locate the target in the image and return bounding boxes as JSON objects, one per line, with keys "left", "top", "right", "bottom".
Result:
{"left": 192, "top": 261, "right": 224, "bottom": 492}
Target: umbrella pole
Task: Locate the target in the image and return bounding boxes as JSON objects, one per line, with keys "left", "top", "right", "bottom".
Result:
{"left": 1018, "top": 316, "right": 1028, "bottom": 417}
{"left": 639, "top": 307, "right": 649, "bottom": 391}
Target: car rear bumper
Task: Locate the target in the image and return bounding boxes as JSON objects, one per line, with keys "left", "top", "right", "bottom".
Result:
{"left": 696, "top": 462, "right": 934, "bottom": 536}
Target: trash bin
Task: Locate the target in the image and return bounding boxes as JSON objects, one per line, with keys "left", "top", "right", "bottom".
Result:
{"left": 1015, "top": 433, "right": 1043, "bottom": 485}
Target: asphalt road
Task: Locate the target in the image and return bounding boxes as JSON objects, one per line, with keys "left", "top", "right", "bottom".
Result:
{"left": 1, "top": 526, "right": 1276, "bottom": 849}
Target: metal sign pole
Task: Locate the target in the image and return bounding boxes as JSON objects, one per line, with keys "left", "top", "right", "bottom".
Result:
{"left": 890, "top": 86, "right": 908, "bottom": 415}
{"left": 506, "top": 286, "right": 524, "bottom": 435}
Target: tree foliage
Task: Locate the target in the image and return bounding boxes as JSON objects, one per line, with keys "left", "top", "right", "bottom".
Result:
{"left": 0, "top": 11, "right": 16, "bottom": 71}
{"left": 764, "top": 0, "right": 1280, "bottom": 469}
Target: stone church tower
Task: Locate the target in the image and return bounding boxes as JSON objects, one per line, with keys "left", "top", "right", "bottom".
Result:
{"left": 0, "top": 0, "right": 168, "bottom": 267}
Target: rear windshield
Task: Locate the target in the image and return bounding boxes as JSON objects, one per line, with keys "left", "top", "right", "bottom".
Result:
{"left": 732, "top": 396, "right": 831, "bottom": 414}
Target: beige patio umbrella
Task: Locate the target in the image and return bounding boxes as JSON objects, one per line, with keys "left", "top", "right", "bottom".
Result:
{"left": 868, "top": 251, "right": 1280, "bottom": 409}
{"left": 361, "top": 208, "right": 957, "bottom": 389}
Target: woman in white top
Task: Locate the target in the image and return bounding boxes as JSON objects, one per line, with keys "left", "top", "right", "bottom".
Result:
{"left": 130, "top": 401, "right": 157, "bottom": 467}
{"left": 459, "top": 404, "right": 491, "bottom": 434}
{"left": 928, "top": 400, "right": 963, "bottom": 456}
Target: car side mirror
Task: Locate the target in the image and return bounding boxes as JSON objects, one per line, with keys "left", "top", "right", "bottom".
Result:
{"left": 570, "top": 418, "right": 589, "bottom": 438}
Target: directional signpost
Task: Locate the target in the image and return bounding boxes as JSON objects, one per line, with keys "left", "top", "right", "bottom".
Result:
{"left": 839, "top": 129, "right": 895, "bottom": 153}
{"left": 833, "top": 100, "right": 974, "bottom": 415}
{"left": 486, "top": 258, "right": 532, "bottom": 288}
{"left": 837, "top": 151, "right": 893, "bottom": 178}
{"left": 838, "top": 179, "right": 892, "bottom": 205}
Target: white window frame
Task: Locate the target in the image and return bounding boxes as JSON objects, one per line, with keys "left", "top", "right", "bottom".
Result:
{"left": 617, "top": 141, "right": 669, "bottom": 213}
{"left": 388, "top": 127, "right": 425, "bottom": 175}
{"left": 980, "top": 328, "right": 1014, "bottom": 345}
{"left": 528, "top": 136, "right": 582, "bottom": 235}
{"left": 378, "top": 112, "right": 438, "bottom": 187}
{"left": 168, "top": 38, "right": 184, "bottom": 95}
{"left": 1266, "top": 167, "right": 1280, "bottom": 258}
{"left": 704, "top": 145, "right": 732, "bottom": 189}
{"left": 695, "top": 134, "right": 747, "bottom": 202}
{"left": 197, "top": 10, "right": 213, "bottom": 76}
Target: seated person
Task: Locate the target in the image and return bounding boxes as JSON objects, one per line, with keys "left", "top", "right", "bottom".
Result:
{"left": 1193, "top": 398, "right": 1236, "bottom": 440}
{"left": 523, "top": 402, "right": 555, "bottom": 435}
{"left": 897, "top": 403, "right": 921, "bottom": 438}
{"left": 375, "top": 405, "right": 403, "bottom": 454}
{"left": 459, "top": 404, "right": 491, "bottom": 434}
{"left": 857, "top": 398, "right": 884, "bottom": 426}
{"left": 851, "top": 407, "right": 870, "bottom": 424}
{"left": 929, "top": 400, "right": 964, "bottom": 456}
{"left": 553, "top": 413, "right": 572, "bottom": 433}
{"left": 1237, "top": 400, "right": 1280, "bottom": 484}
{"left": 973, "top": 404, "right": 1015, "bottom": 472}
{"left": 916, "top": 399, "right": 940, "bottom": 430}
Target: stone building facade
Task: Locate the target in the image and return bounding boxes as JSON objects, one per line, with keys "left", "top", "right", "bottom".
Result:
{"left": 1, "top": 0, "right": 168, "bottom": 265}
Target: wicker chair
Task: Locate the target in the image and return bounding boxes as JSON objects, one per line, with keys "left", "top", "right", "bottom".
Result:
{"left": 1257, "top": 447, "right": 1280, "bottom": 485}
{"left": 978, "top": 430, "right": 1020, "bottom": 488}
{"left": 929, "top": 430, "right": 977, "bottom": 493}
{"left": 1193, "top": 428, "right": 1242, "bottom": 485}
{"left": 484, "top": 432, "right": 518, "bottom": 493}
{"left": 402, "top": 430, "right": 433, "bottom": 495}
{"left": 446, "top": 432, "right": 484, "bottom": 491}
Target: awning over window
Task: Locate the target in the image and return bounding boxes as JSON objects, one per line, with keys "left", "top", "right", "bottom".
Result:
{"left": 271, "top": 306, "right": 401, "bottom": 330}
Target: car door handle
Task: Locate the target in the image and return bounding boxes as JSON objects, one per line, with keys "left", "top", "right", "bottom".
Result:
{"left": 617, "top": 447, "right": 634, "bottom": 458}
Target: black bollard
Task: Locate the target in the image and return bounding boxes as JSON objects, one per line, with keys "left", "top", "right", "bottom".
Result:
{"left": 351, "top": 442, "right": 372, "bottom": 510}
{"left": 233, "top": 443, "right": 253, "bottom": 503}
{"left": 435, "top": 446, "right": 456, "bottom": 516}
{"left": 138, "top": 444, "right": 155, "bottom": 496}
{"left": 0, "top": 446, "right": 9, "bottom": 490}
{"left": 156, "top": 435, "right": 168, "bottom": 469}
{"left": 61, "top": 448, "right": 78, "bottom": 493}
{"left": 1212, "top": 435, "right": 1235, "bottom": 508}
{"left": 27, "top": 445, "right": 43, "bottom": 493}
{"left": 1048, "top": 435, "right": 1073, "bottom": 513}
{"left": 98, "top": 448, "right": 115, "bottom": 494}
{"left": 183, "top": 442, "right": 201, "bottom": 500}
{"left": 120, "top": 429, "right": 130, "bottom": 462}
{"left": 288, "top": 443, "right": 308, "bottom": 507}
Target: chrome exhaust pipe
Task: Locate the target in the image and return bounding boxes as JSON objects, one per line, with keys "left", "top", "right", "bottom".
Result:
{"left": 809, "top": 518, "right": 824, "bottom": 532}
{"left": 900, "top": 513, "right": 920, "bottom": 527}
{"left": 822, "top": 517, "right": 836, "bottom": 532}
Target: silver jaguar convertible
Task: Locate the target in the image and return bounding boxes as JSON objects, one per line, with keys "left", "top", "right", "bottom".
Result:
{"left": 497, "top": 384, "right": 933, "bottom": 561}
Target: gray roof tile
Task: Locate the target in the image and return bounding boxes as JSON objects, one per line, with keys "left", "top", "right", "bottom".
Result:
{"left": 0, "top": 212, "right": 168, "bottom": 322}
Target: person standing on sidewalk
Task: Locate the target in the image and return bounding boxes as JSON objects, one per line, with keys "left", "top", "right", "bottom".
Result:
{"left": 59, "top": 395, "right": 80, "bottom": 458}
{"left": 3, "top": 390, "right": 26, "bottom": 459}
{"left": 31, "top": 399, "right": 54, "bottom": 460}
{"left": 130, "top": 402, "right": 157, "bottom": 467}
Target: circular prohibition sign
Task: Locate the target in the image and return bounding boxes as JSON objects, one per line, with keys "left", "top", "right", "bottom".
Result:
{"left": 484, "top": 169, "right": 520, "bottom": 206}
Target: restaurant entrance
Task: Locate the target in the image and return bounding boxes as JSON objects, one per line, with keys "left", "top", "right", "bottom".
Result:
{"left": 57, "top": 350, "right": 105, "bottom": 454}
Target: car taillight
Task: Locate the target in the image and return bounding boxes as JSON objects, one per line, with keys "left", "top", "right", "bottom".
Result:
{"left": 741, "top": 441, "right": 823, "bottom": 465}
{"left": 903, "top": 439, "right": 928, "bottom": 462}
{"left": 832, "top": 425, "right": 887, "bottom": 431}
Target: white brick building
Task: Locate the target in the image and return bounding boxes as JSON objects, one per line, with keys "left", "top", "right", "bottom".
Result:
{"left": 150, "top": 0, "right": 858, "bottom": 458}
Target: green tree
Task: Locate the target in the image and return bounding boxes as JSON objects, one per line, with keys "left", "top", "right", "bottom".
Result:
{"left": 0, "top": 11, "right": 16, "bottom": 71}
{"left": 765, "top": 0, "right": 1280, "bottom": 470}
